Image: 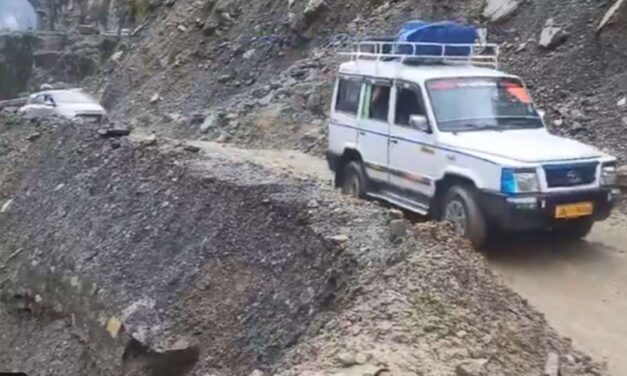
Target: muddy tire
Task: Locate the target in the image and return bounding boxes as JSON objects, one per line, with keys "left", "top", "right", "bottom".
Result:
{"left": 555, "top": 219, "right": 594, "bottom": 241}
{"left": 340, "top": 161, "right": 367, "bottom": 199}
{"left": 442, "top": 185, "right": 487, "bottom": 249}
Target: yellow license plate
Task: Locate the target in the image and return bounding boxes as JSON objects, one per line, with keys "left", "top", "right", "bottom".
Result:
{"left": 555, "top": 202, "right": 594, "bottom": 219}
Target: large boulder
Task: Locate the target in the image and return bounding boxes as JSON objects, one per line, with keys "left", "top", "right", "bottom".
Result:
{"left": 539, "top": 19, "right": 569, "bottom": 49}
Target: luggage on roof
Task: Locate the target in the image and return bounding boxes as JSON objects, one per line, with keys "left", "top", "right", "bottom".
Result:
{"left": 343, "top": 21, "right": 498, "bottom": 69}
{"left": 395, "top": 21, "right": 478, "bottom": 58}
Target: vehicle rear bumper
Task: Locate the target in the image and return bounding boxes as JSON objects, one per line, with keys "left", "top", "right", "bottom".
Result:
{"left": 477, "top": 188, "right": 619, "bottom": 231}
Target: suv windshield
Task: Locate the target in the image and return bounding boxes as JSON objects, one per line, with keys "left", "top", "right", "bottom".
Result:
{"left": 426, "top": 77, "right": 543, "bottom": 132}
{"left": 51, "top": 91, "right": 94, "bottom": 104}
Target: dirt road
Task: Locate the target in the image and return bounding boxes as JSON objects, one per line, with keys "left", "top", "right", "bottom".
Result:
{"left": 167, "top": 139, "right": 627, "bottom": 374}
{"left": 487, "top": 219, "right": 627, "bottom": 375}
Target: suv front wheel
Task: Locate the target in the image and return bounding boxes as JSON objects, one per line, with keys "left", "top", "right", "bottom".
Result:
{"left": 442, "top": 185, "right": 488, "bottom": 248}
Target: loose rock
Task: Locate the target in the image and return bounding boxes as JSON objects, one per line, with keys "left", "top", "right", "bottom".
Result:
{"left": 483, "top": 0, "right": 521, "bottom": 23}
{"left": 111, "top": 50, "right": 124, "bottom": 63}
{"left": 389, "top": 219, "right": 410, "bottom": 240}
{"left": 456, "top": 359, "right": 488, "bottom": 376}
{"left": 97, "top": 128, "right": 130, "bottom": 138}
{"left": 336, "top": 351, "right": 358, "bottom": 367}
{"left": 26, "top": 132, "right": 42, "bottom": 141}
{"left": 183, "top": 144, "right": 201, "bottom": 153}
{"left": 328, "top": 234, "right": 349, "bottom": 245}
{"left": 105, "top": 317, "right": 123, "bottom": 339}
{"left": 539, "top": 19, "right": 569, "bottom": 49}
{"left": 597, "top": 0, "right": 627, "bottom": 32}
{"left": 388, "top": 209, "right": 404, "bottom": 220}
{"left": 543, "top": 352, "right": 560, "bottom": 376}
{"left": 1, "top": 199, "right": 13, "bottom": 213}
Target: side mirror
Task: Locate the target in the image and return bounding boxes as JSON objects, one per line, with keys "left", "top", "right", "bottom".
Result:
{"left": 409, "top": 115, "right": 431, "bottom": 133}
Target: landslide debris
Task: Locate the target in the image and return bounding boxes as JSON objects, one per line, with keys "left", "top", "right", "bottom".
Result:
{"left": 85, "top": 0, "right": 627, "bottom": 161}
{"left": 0, "top": 113, "right": 609, "bottom": 376}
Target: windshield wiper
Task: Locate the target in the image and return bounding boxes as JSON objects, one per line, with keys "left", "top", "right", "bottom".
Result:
{"left": 455, "top": 123, "right": 502, "bottom": 132}
{"left": 499, "top": 117, "right": 543, "bottom": 129}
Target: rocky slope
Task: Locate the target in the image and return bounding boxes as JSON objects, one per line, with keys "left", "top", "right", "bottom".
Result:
{"left": 84, "top": 0, "right": 627, "bottom": 161}
{"left": 0, "top": 112, "right": 610, "bottom": 376}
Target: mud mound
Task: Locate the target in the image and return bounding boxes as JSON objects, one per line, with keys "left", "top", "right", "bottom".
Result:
{"left": 279, "top": 224, "right": 607, "bottom": 375}
{"left": 0, "top": 113, "right": 360, "bottom": 375}
{"left": 0, "top": 114, "right": 608, "bottom": 376}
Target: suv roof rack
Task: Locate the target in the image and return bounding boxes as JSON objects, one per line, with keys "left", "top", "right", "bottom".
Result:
{"left": 339, "top": 39, "right": 500, "bottom": 70}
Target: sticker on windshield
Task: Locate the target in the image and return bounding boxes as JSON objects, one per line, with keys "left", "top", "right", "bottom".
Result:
{"left": 501, "top": 81, "right": 531, "bottom": 104}
{"left": 428, "top": 80, "right": 496, "bottom": 90}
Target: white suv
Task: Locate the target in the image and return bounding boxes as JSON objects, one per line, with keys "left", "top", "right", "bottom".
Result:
{"left": 19, "top": 89, "right": 106, "bottom": 123}
{"left": 326, "top": 41, "right": 619, "bottom": 247}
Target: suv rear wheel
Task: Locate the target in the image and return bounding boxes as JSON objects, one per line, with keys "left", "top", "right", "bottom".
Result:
{"left": 442, "top": 185, "right": 487, "bottom": 248}
{"left": 340, "top": 161, "right": 367, "bottom": 198}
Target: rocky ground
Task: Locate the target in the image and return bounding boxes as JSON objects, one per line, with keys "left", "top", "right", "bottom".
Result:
{"left": 0, "top": 112, "right": 611, "bottom": 376}
{"left": 2, "top": 0, "right": 627, "bottom": 375}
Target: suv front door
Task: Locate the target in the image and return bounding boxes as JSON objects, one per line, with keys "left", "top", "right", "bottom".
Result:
{"left": 388, "top": 81, "right": 437, "bottom": 203}
{"left": 358, "top": 78, "right": 392, "bottom": 184}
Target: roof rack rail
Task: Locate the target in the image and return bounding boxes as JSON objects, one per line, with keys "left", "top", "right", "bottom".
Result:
{"left": 339, "top": 40, "right": 500, "bottom": 69}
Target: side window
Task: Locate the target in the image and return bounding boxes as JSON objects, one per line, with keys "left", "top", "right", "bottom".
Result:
{"left": 395, "top": 84, "right": 426, "bottom": 126}
{"left": 335, "top": 78, "right": 362, "bottom": 115}
{"left": 365, "top": 83, "right": 391, "bottom": 122}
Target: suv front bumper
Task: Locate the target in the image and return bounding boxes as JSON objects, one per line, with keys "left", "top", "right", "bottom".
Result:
{"left": 477, "top": 188, "right": 619, "bottom": 231}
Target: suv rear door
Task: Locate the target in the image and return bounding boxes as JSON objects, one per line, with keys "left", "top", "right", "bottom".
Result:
{"left": 388, "top": 81, "right": 437, "bottom": 202}
{"left": 358, "top": 78, "right": 392, "bottom": 184}
{"left": 330, "top": 75, "right": 363, "bottom": 155}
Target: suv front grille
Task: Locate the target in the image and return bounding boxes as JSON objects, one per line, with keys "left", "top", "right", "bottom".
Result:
{"left": 543, "top": 162, "right": 598, "bottom": 188}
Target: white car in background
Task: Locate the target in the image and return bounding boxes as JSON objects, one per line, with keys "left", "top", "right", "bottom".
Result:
{"left": 19, "top": 89, "right": 106, "bottom": 123}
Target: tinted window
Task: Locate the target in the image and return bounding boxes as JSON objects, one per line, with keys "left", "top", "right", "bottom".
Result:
{"left": 335, "top": 79, "right": 361, "bottom": 115}
{"left": 395, "top": 86, "right": 425, "bottom": 126}
{"left": 367, "top": 84, "right": 391, "bottom": 122}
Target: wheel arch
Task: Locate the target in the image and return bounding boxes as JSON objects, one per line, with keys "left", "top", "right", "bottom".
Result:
{"left": 334, "top": 148, "right": 364, "bottom": 188}
{"left": 431, "top": 172, "right": 478, "bottom": 218}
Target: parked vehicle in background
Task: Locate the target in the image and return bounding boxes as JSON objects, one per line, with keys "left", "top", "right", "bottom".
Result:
{"left": 326, "top": 21, "right": 620, "bottom": 248}
{"left": 19, "top": 89, "right": 106, "bottom": 123}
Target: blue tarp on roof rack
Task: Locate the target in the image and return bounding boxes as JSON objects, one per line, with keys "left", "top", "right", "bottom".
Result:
{"left": 396, "top": 21, "right": 478, "bottom": 58}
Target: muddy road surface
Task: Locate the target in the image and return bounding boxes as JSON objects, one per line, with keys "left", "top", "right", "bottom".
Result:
{"left": 154, "top": 137, "right": 627, "bottom": 374}
{"left": 487, "top": 218, "right": 627, "bottom": 375}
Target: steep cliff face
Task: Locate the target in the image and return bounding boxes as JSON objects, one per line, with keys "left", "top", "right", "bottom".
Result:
{"left": 30, "top": 0, "right": 163, "bottom": 33}
{"left": 0, "top": 34, "right": 36, "bottom": 99}
{"left": 0, "top": 31, "right": 118, "bottom": 99}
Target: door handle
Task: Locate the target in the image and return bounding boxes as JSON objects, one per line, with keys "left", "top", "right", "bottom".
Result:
{"left": 390, "top": 139, "right": 399, "bottom": 144}
{"left": 359, "top": 131, "right": 366, "bottom": 136}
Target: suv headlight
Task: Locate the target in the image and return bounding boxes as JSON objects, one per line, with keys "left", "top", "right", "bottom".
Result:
{"left": 501, "top": 168, "right": 540, "bottom": 194}
{"left": 601, "top": 163, "right": 617, "bottom": 186}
